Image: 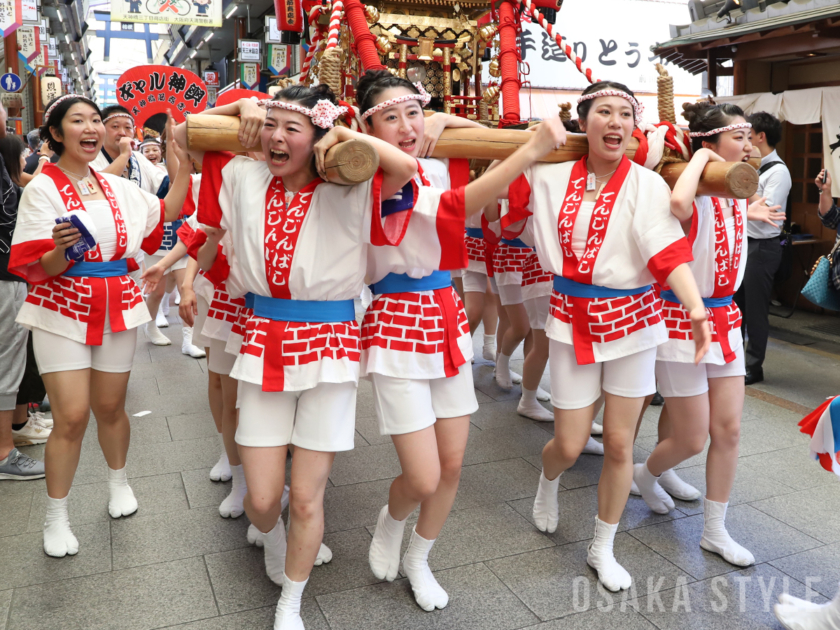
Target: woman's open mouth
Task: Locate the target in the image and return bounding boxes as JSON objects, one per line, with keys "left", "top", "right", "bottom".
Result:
{"left": 270, "top": 149, "right": 290, "bottom": 166}
{"left": 398, "top": 138, "right": 416, "bottom": 152}
{"left": 80, "top": 139, "right": 98, "bottom": 152}
{"left": 603, "top": 134, "right": 623, "bottom": 149}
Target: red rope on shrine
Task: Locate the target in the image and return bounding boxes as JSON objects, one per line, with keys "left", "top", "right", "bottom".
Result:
{"left": 521, "top": 0, "right": 597, "bottom": 84}
{"left": 342, "top": 0, "right": 385, "bottom": 71}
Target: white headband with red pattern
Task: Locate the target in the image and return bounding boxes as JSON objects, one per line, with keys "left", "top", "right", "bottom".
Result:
{"left": 259, "top": 98, "right": 348, "bottom": 129}
{"left": 577, "top": 88, "right": 644, "bottom": 127}
{"left": 361, "top": 83, "right": 432, "bottom": 120}
{"left": 688, "top": 122, "right": 752, "bottom": 138}
{"left": 44, "top": 94, "right": 96, "bottom": 121}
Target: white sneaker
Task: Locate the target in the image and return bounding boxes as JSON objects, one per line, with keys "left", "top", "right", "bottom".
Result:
{"left": 156, "top": 309, "right": 169, "bottom": 328}
{"left": 12, "top": 416, "right": 51, "bottom": 446}
{"left": 29, "top": 410, "right": 53, "bottom": 430}
{"left": 146, "top": 323, "right": 172, "bottom": 346}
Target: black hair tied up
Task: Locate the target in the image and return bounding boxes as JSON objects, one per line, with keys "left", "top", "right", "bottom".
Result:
{"left": 683, "top": 101, "right": 746, "bottom": 152}
{"left": 355, "top": 70, "right": 420, "bottom": 125}
{"left": 40, "top": 95, "right": 102, "bottom": 156}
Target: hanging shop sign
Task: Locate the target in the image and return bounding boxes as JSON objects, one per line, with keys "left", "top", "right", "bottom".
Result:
{"left": 20, "top": 0, "right": 35, "bottom": 23}
{"left": 239, "top": 63, "right": 260, "bottom": 90}
{"left": 265, "top": 16, "right": 281, "bottom": 44}
{"left": 17, "top": 24, "right": 38, "bottom": 63}
{"left": 203, "top": 70, "right": 219, "bottom": 87}
{"left": 0, "top": 0, "right": 21, "bottom": 37}
{"left": 111, "top": 0, "right": 222, "bottom": 28}
{"left": 267, "top": 44, "right": 289, "bottom": 76}
{"left": 116, "top": 65, "right": 208, "bottom": 126}
{"left": 239, "top": 39, "right": 261, "bottom": 62}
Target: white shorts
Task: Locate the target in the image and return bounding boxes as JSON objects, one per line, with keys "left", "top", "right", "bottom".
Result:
{"left": 370, "top": 362, "right": 478, "bottom": 436}
{"left": 208, "top": 338, "right": 237, "bottom": 376}
{"left": 524, "top": 296, "right": 550, "bottom": 330}
{"left": 498, "top": 282, "right": 523, "bottom": 306}
{"left": 32, "top": 327, "right": 138, "bottom": 375}
{"left": 461, "top": 270, "right": 489, "bottom": 294}
{"left": 549, "top": 339, "right": 657, "bottom": 410}
{"left": 489, "top": 276, "right": 499, "bottom": 295}
{"left": 656, "top": 345, "right": 746, "bottom": 398}
{"left": 146, "top": 253, "right": 188, "bottom": 275}
{"left": 236, "top": 380, "right": 357, "bottom": 451}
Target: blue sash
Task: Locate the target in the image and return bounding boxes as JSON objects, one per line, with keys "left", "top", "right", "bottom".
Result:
{"left": 244, "top": 292, "right": 255, "bottom": 309}
{"left": 501, "top": 237, "right": 530, "bottom": 248}
{"left": 553, "top": 275, "right": 651, "bottom": 299}
{"left": 660, "top": 290, "right": 733, "bottom": 309}
{"left": 369, "top": 271, "right": 451, "bottom": 295}
{"left": 252, "top": 294, "right": 354, "bottom": 323}
{"left": 64, "top": 259, "right": 129, "bottom": 278}
{"left": 465, "top": 227, "right": 484, "bottom": 239}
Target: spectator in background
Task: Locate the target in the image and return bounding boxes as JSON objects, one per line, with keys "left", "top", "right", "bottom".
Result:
{"left": 24, "top": 129, "right": 56, "bottom": 176}
{"left": 0, "top": 105, "right": 49, "bottom": 480}
{"left": 734, "top": 112, "right": 792, "bottom": 385}
{"left": 816, "top": 169, "right": 840, "bottom": 246}
{"left": 1, "top": 135, "right": 49, "bottom": 187}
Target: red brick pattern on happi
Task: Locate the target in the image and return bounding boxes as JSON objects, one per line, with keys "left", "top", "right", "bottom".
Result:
{"left": 663, "top": 301, "right": 741, "bottom": 342}
{"left": 549, "top": 289, "right": 663, "bottom": 344}
{"left": 207, "top": 289, "right": 246, "bottom": 324}
{"left": 465, "top": 236, "right": 485, "bottom": 264}
{"left": 521, "top": 252, "right": 552, "bottom": 287}
{"left": 26, "top": 275, "right": 143, "bottom": 322}
{"left": 493, "top": 244, "right": 531, "bottom": 275}
{"left": 241, "top": 318, "right": 361, "bottom": 365}
{"left": 361, "top": 288, "right": 469, "bottom": 356}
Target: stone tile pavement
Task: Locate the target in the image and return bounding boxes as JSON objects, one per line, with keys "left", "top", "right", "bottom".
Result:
{"left": 1, "top": 314, "right": 839, "bottom": 630}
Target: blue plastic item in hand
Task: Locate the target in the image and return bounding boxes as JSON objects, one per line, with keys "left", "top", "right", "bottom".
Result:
{"left": 55, "top": 212, "right": 97, "bottom": 261}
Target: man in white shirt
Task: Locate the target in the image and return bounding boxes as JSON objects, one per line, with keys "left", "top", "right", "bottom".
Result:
{"left": 734, "top": 112, "right": 791, "bottom": 385}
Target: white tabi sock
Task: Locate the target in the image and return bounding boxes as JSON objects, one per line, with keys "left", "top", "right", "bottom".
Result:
{"left": 591, "top": 422, "right": 604, "bottom": 436}
{"left": 587, "top": 517, "right": 632, "bottom": 591}
{"left": 518, "top": 389, "right": 553, "bottom": 422}
{"left": 532, "top": 470, "right": 561, "bottom": 533}
{"left": 274, "top": 573, "right": 308, "bottom": 630}
{"left": 633, "top": 462, "right": 674, "bottom": 514}
{"left": 146, "top": 322, "right": 172, "bottom": 346}
{"left": 181, "top": 326, "right": 206, "bottom": 358}
{"left": 700, "top": 498, "right": 755, "bottom": 567}
{"left": 43, "top": 494, "right": 79, "bottom": 557}
{"left": 402, "top": 529, "right": 449, "bottom": 611}
{"left": 219, "top": 464, "right": 247, "bottom": 518}
{"left": 658, "top": 468, "right": 701, "bottom": 501}
{"left": 250, "top": 486, "right": 290, "bottom": 547}
{"left": 582, "top": 436, "right": 605, "bottom": 456}
{"left": 775, "top": 583, "right": 840, "bottom": 630}
{"left": 482, "top": 334, "right": 496, "bottom": 362}
{"left": 108, "top": 466, "right": 138, "bottom": 518}
{"left": 264, "top": 517, "right": 287, "bottom": 586}
{"left": 535, "top": 386, "right": 550, "bottom": 401}
{"left": 155, "top": 304, "right": 169, "bottom": 327}
{"left": 209, "top": 448, "right": 231, "bottom": 482}
{"left": 369, "top": 504, "right": 407, "bottom": 581}
{"left": 161, "top": 291, "right": 171, "bottom": 316}
{"left": 495, "top": 353, "right": 513, "bottom": 388}
{"left": 315, "top": 543, "right": 333, "bottom": 566}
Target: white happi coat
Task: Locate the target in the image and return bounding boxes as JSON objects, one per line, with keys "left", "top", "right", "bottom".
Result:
{"left": 10, "top": 166, "right": 166, "bottom": 345}
{"left": 504, "top": 159, "right": 692, "bottom": 364}
{"left": 198, "top": 151, "right": 463, "bottom": 392}
{"left": 657, "top": 196, "right": 747, "bottom": 366}
{"left": 361, "top": 157, "right": 472, "bottom": 380}
{"left": 91, "top": 149, "right": 168, "bottom": 196}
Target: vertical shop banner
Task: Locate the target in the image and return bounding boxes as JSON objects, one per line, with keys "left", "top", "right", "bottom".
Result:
{"left": 267, "top": 44, "right": 289, "bottom": 76}
{"left": 116, "top": 65, "right": 208, "bottom": 126}
{"left": 0, "top": 0, "right": 21, "bottom": 37}
{"left": 111, "top": 0, "right": 222, "bottom": 28}
{"left": 821, "top": 88, "right": 840, "bottom": 199}
{"left": 17, "top": 25, "right": 38, "bottom": 64}
{"left": 240, "top": 63, "right": 260, "bottom": 90}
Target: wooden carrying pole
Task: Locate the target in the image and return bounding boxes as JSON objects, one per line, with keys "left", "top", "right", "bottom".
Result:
{"left": 187, "top": 116, "right": 758, "bottom": 198}
{"left": 187, "top": 115, "right": 380, "bottom": 186}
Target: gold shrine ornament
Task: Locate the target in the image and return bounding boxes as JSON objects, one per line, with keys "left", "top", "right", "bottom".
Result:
{"left": 482, "top": 85, "right": 500, "bottom": 104}
{"left": 417, "top": 37, "right": 434, "bottom": 61}
{"left": 478, "top": 23, "right": 498, "bottom": 42}
{"left": 488, "top": 57, "right": 500, "bottom": 78}
{"left": 376, "top": 35, "right": 393, "bottom": 55}
{"left": 364, "top": 5, "right": 379, "bottom": 24}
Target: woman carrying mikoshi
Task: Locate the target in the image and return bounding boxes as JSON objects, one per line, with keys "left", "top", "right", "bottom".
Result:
{"left": 633, "top": 103, "right": 784, "bottom": 567}
{"left": 8, "top": 96, "right": 191, "bottom": 558}
{"left": 355, "top": 70, "right": 571, "bottom": 611}
{"left": 175, "top": 80, "right": 565, "bottom": 627}
{"left": 490, "top": 80, "right": 711, "bottom": 592}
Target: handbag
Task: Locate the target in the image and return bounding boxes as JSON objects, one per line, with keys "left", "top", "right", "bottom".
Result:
{"left": 802, "top": 238, "right": 840, "bottom": 311}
